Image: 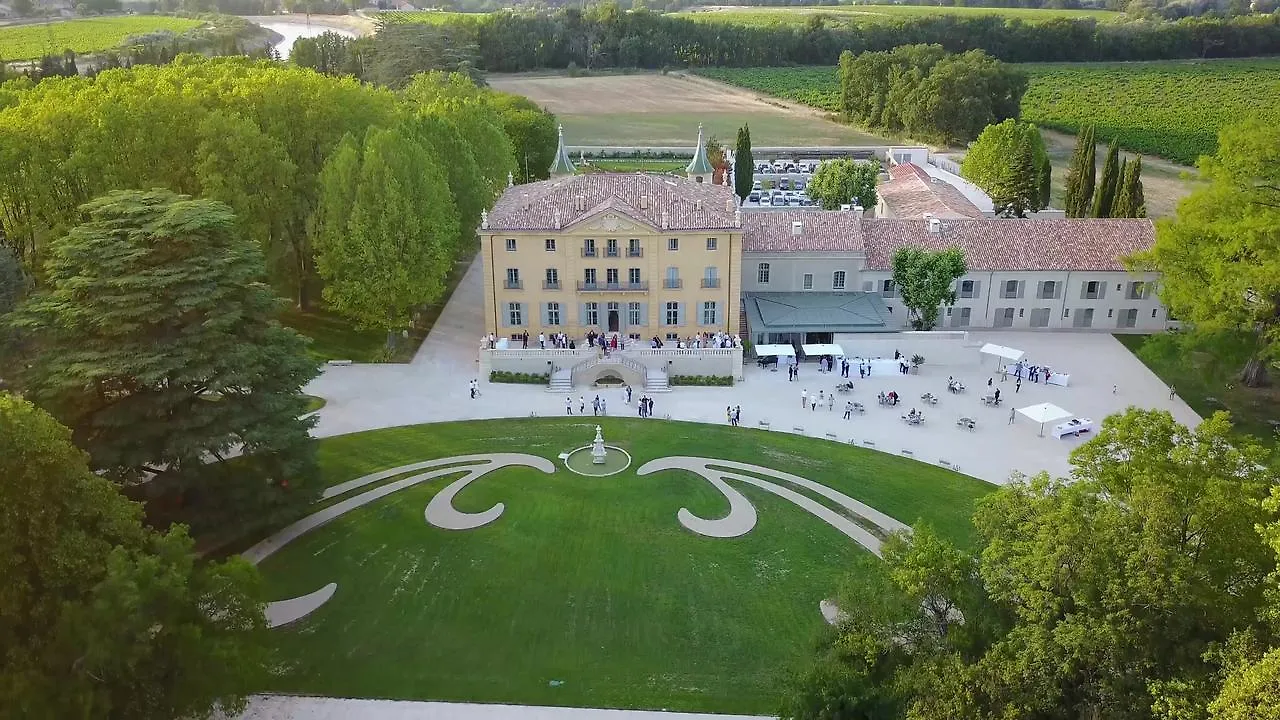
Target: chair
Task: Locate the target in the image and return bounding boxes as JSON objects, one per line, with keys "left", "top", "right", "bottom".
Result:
{"left": 852, "top": 402, "right": 866, "bottom": 414}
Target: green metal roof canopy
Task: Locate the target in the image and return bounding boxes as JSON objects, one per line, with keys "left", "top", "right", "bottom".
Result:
{"left": 549, "top": 124, "right": 575, "bottom": 176}
{"left": 743, "top": 292, "right": 897, "bottom": 334}
{"left": 686, "top": 123, "right": 714, "bottom": 176}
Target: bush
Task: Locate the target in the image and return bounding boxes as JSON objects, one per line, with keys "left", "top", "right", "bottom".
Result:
{"left": 669, "top": 375, "right": 734, "bottom": 386}
{"left": 489, "top": 370, "right": 550, "bottom": 384}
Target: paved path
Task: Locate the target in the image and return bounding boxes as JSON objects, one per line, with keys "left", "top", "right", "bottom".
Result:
{"left": 237, "top": 696, "right": 770, "bottom": 720}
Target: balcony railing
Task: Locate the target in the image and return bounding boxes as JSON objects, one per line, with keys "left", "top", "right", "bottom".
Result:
{"left": 606, "top": 247, "right": 620, "bottom": 257}
{"left": 628, "top": 247, "right": 643, "bottom": 257}
{"left": 701, "top": 278, "right": 720, "bottom": 289}
{"left": 664, "top": 279, "right": 683, "bottom": 289}
{"left": 577, "top": 281, "right": 649, "bottom": 292}
{"left": 504, "top": 280, "right": 523, "bottom": 290}
{"left": 542, "top": 281, "right": 560, "bottom": 290}
{"left": 581, "top": 247, "right": 597, "bottom": 258}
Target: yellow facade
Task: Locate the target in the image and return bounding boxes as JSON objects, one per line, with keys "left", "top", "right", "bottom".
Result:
{"left": 481, "top": 210, "right": 742, "bottom": 340}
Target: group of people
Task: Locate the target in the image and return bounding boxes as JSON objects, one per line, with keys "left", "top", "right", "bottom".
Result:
{"left": 946, "top": 376, "right": 966, "bottom": 393}
{"left": 565, "top": 385, "right": 637, "bottom": 416}
{"left": 537, "top": 331, "right": 575, "bottom": 350}
{"left": 650, "top": 332, "right": 740, "bottom": 350}
{"left": 877, "top": 390, "right": 900, "bottom": 406}
{"left": 800, "top": 388, "right": 837, "bottom": 412}
{"left": 904, "top": 408, "right": 924, "bottom": 424}
{"left": 724, "top": 405, "right": 743, "bottom": 426}
{"left": 1005, "top": 360, "right": 1053, "bottom": 385}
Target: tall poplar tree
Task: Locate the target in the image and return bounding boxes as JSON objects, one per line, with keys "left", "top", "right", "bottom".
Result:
{"left": 734, "top": 124, "right": 754, "bottom": 204}
{"left": 1092, "top": 140, "right": 1121, "bottom": 218}
{"left": 1062, "top": 125, "right": 1096, "bottom": 218}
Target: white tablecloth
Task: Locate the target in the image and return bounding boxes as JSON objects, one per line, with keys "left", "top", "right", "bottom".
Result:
{"left": 1052, "top": 417, "right": 1095, "bottom": 438}
{"left": 851, "top": 358, "right": 902, "bottom": 376}
{"left": 1004, "top": 364, "right": 1070, "bottom": 387}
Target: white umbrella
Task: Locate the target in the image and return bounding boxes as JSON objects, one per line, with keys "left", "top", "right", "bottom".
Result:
{"left": 1016, "top": 402, "right": 1073, "bottom": 437}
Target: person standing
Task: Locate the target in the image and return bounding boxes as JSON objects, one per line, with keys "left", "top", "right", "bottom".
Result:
{"left": 647, "top": 396, "right": 655, "bottom": 417}
{"left": 470, "top": 378, "right": 477, "bottom": 399}
{"left": 626, "top": 384, "right": 632, "bottom": 404}
{"left": 1008, "top": 407, "right": 1016, "bottom": 424}
{"left": 601, "top": 397, "right": 607, "bottom": 415}
{"left": 994, "top": 388, "right": 1001, "bottom": 404}
{"left": 1169, "top": 385, "right": 1176, "bottom": 400}
{"left": 726, "top": 406, "right": 733, "bottom": 424}
{"left": 538, "top": 332, "right": 546, "bottom": 349}
{"left": 801, "top": 388, "right": 808, "bottom": 409}
{"left": 810, "top": 395, "right": 818, "bottom": 412}
{"left": 828, "top": 393, "right": 835, "bottom": 411}
{"left": 566, "top": 396, "right": 573, "bottom": 415}
{"left": 843, "top": 401, "right": 852, "bottom": 419}
{"left": 1015, "top": 378, "right": 1021, "bottom": 393}
{"left": 579, "top": 396, "right": 586, "bottom": 414}
{"left": 734, "top": 406, "right": 741, "bottom": 426}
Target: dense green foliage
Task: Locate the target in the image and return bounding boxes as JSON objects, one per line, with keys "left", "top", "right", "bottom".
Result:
{"left": 783, "top": 409, "right": 1280, "bottom": 720}
{"left": 1021, "top": 59, "right": 1280, "bottom": 165}
{"left": 1093, "top": 139, "right": 1122, "bottom": 217}
{"left": 838, "top": 44, "right": 1026, "bottom": 144}
{"left": 668, "top": 374, "right": 734, "bottom": 385}
{"left": 961, "top": 119, "right": 1050, "bottom": 217}
{"left": 1113, "top": 156, "right": 1147, "bottom": 218}
{"left": 258, "top": 418, "right": 993, "bottom": 712}
{"left": 1063, "top": 124, "right": 1098, "bottom": 217}
{"left": 890, "top": 247, "right": 967, "bottom": 331}
{"left": 1138, "top": 118, "right": 1280, "bottom": 388}
{"left": 806, "top": 158, "right": 879, "bottom": 211}
{"left": 675, "top": 4, "right": 1122, "bottom": 26}
{"left": 734, "top": 124, "right": 753, "bottom": 203}
{"left": 8, "top": 190, "right": 320, "bottom": 531}
{"left": 383, "top": 7, "right": 1280, "bottom": 71}
{"left": 0, "top": 393, "right": 269, "bottom": 720}
{"left": 488, "top": 370, "right": 550, "bottom": 383}
{"left": 0, "top": 15, "right": 202, "bottom": 59}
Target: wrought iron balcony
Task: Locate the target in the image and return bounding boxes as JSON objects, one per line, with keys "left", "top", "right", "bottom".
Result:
{"left": 606, "top": 248, "right": 620, "bottom": 257}
{"left": 542, "top": 281, "right": 560, "bottom": 290}
{"left": 577, "top": 281, "right": 650, "bottom": 292}
{"left": 504, "top": 280, "right": 523, "bottom": 290}
{"left": 627, "top": 247, "right": 644, "bottom": 257}
{"left": 701, "top": 278, "right": 720, "bottom": 289}
{"left": 581, "top": 247, "right": 597, "bottom": 257}
{"left": 664, "top": 279, "right": 683, "bottom": 289}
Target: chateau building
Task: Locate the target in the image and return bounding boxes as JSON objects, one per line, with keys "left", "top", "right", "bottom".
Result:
{"left": 480, "top": 132, "right": 1168, "bottom": 342}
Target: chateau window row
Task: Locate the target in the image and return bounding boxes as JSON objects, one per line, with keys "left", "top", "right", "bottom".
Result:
{"left": 505, "top": 237, "right": 723, "bottom": 256}
{"left": 754, "top": 263, "right": 846, "bottom": 291}
{"left": 945, "top": 305, "right": 1162, "bottom": 329}
{"left": 507, "top": 266, "right": 721, "bottom": 291}
{"left": 502, "top": 301, "right": 721, "bottom": 328}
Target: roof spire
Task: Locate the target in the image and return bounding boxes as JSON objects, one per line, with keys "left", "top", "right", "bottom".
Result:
{"left": 549, "top": 124, "right": 576, "bottom": 176}
{"left": 685, "top": 122, "right": 713, "bottom": 181}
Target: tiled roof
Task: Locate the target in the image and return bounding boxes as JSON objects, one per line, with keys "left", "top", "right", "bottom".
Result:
{"left": 741, "top": 210, "right": 863, "bottom": 252}
{"left": 486, "top": 173, "right": 738, "bottom": 231}
{"left": 877, "top": 163, "right": 985, "bottom": 220}
{"left": 862, "top": 218, "right": 1156, "bottom": 272}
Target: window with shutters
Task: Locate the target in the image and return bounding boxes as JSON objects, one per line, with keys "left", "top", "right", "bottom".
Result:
{"left": 606, "top": 238, "right": 619, "bottom": 257}
{"left": 665, "top": 267, "right": 681, "bottom": 289}
{"left": 628, "top": 239, "right": 642, "bottom": 257}
{"left": 1127, "top": 281, "right": 1147, "bottom": 299}
{"left": 1118, "top": 308, "right": 1139, "bottom": 328}
{"left": 505, "top": 238, "right": 517, "bottom": 252}
{"left": 702, "top": 266, "right": 719, "bottom": 289}
{"left": 505, "top": 268, "right": 521, "bottom": 289}
{"left": 1038, "top": 280, "right": 1057, "bottom": 299}
{"left": 584, "top": 268, "right": 596, "bottom": 286}
{"left": 1003, "top": 279, "right": 1019, "bottom": 298}
{"left": 1030, "top": 308, "right": 1050, "bottom": 327}
{"left": 951, "top": 307, "right": 971, "bottom": 327}
{"left": 628, "top": 268, "right": 641, "bottom": 285}
{"left": 606, "top": 268, "right": 619, "bottom": 286}
{"left": 507, "top": 302, "right": 522, "bottom": 326}
{"left": 882, "top": 279, "right": 896, "bottom": 297}
{"left": 832, "top": 271, "right": 846, "bottom": 290}
{"left": 544, "top": 268, "right": 559, "bottom": 289}
{"left": 545, "top": 238, "right": 556, "bottom": 251}
{"left": 628, "top": 302, "right": 642, "bottom": 325}
{"left": 665, "top": 301, "right": 679, "bottom": 326}
{"left": 758, "top": 263, "right": 770, "bottom": 284}
{"left": 959, "top": 279, "right": 976, "bottom": 298}
{"left": 547, "top": 302, "right": 561, "bottom": 325}
{"left": 583, "top": 238, "right": 596, "bottom": 257}
{"left": 702, "top": 301, "right": 717, "bottom": 325}
{"left": 585, "top": 302, "right": 599, "bottom": 326}
{"left": 803, "top": 273, "right": 813, "bottom": 290}
{"left": 1073, "top": 308, "right": 1095, "bottom": 328}
{"left": 1085, "top": 280, "right": 1102, "bottom": 299}
{"left": 995, "top": 308, "right": 1015, "bottom": 327}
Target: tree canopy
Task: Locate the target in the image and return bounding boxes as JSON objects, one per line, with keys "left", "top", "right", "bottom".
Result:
{"left": 8, "top": 189, "right": 319, "bottom": 528}
{"left": 1138, "top": 117, "right": 1280, "bottom": 387}
{"left": 889, "top": 247, "right": 967, "bottom": 331}
{"left": 807, "top": 158, "right": 879, "bottom": 211}
{"left": 961, "top": 119, "right": 1051, "bottom": 217}
{"left": 0, "top": 393, "right": 268, "bottom": 720}
{"left": 734, "top": 124, "right": 754, "bottom": 204}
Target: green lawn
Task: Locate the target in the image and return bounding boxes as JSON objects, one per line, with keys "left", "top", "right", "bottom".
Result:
{"left": 675, "top": 5, "right": 1121, "bottom": 25}
{"left": 1115, "top": 333, "right": 1279, "bottom": 453}
{"left": 258, "top": 418, "right": 993, "bottom": 713}
{"left": 585, "top": 159, "right": 687, "bottom": 173}
{"left": 0, "top": 16, "right": 204, "bottom": 60}
{"left": 558, "top": 111, "right": 885, "bottom": 147}
{"left": 279, "top": 256, "right": 472, "bottom": 363}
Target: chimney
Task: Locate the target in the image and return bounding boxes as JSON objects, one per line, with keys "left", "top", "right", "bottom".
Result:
{"left": 695, "top": 199, "right": 703, "bottom": 211}
{"left": 852, "top": 204, "right": 865, "bottom": 219}
{"left": 791, "top": 220, "right": 803, "bottom": 237}
{"left": 640, "top": 195, "right": 649, "bottom": 210}
{"left": 928, "top": 217, "right": 942, "bottom": 235}
{"left": 725, "top": 197, "right": 734, "bottom": 213}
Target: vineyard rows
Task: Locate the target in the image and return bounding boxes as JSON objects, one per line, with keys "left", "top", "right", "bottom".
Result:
{"left": 675, "top": 4, "right": 1120, "bottom": 26}
{"left": 0, "top": 16, "right": 203, "bottom": 60}
{"left": 696, "top": 59, "right": 1280, "bottom": 165}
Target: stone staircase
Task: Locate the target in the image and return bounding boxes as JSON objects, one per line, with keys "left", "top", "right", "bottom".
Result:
{"left": 548, "top": 367, "right": 573, "bottom": 393}
{"left": 645, "top": 366, "right": 670, "bottom": 392}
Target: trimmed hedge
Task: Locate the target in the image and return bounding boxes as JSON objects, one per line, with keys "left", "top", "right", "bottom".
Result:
{"left": 489, "top": 371, "right": 550, "bottom": 384}
{"left": 670, "top": 375, "right": 734, "bottom": 386}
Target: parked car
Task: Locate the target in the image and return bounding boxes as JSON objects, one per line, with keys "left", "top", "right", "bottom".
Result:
{"left": 752, "top": 180, "right": 762, "bottom": 191}
{"left": 748, "top": 191, "right": 761, "bottom": 203}
{"left": 770, "top": 195, "right": 787, "bottom": 206}
{"left": 794, "top": 179, "right": 807, "bottom": 191}
{"left": 778, "top": 177, "right": 790, "bottom": 190}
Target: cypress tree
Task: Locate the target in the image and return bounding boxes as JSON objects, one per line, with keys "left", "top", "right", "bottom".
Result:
{"left": 1092, "top": 140, "right": 1121, "bottom": 218}
{"left": 1114, "top": 156, "right": 1146, "bottom": 218}
{"left": 1063, "top": 125, "right": 1096, "bottom": 218}
{"left": 1037, "top": 157, "right": 1051, "bottom": 210}
{"left": 1112, "top": 157, "right": 1132, "bottom": 217}
{"left": 733, "top": 124, "right": 754, "bottom": 205}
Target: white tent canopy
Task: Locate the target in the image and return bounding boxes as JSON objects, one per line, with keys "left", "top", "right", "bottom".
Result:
{"left": 1016, "top": 402, "right": 1073, "bottom": 436}
{"left": 801, "top": 343, "right": 845, "bottom": 358}
{"left": 980, "top": 343, "right": 1025, "bottom": 363}
{"left": 755, "top": 344, "right": 796, "bottom": 357}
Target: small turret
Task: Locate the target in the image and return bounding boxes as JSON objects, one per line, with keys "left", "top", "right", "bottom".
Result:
{"left": 685, "top": 123, "right": 714, "bottom": 184}
{"left": 549, "top": 124, "right": 576, "bottom": 177}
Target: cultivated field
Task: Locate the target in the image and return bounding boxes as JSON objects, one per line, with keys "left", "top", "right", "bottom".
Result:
{"left": 675, "top": 4, "right": 1122, "bottom": 25}
{"left": 0, "top": 16, "right": 203, "bottom": 59}
{"left": 486, "top": 72, "right": 889, "bottom": 146}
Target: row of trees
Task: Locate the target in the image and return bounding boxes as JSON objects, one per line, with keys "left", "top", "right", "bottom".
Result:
{"left": 1064, "top": 124, "right": 1148, "bottom": 217}
{"left": 837, "top": 44, "right": 1026, "bottom": 145}
{"left": 782, "top": 408, "right": 1280, "bottom": 720}
{"left": 416, "top": 6, "right": 1280, "bottom": 71}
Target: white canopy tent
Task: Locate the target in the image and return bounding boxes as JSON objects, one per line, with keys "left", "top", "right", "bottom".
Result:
{"left": 1016, "top": 402, "right": 1073, "bottom": 437}
{"left": 980, "top": 343, "right": 1025, "bottom": 364}
{"left": 801, "top": 343, "right": 845, "bottom": 359}
{"left": 755, "top": 344, "right": 796, "bottom": 357}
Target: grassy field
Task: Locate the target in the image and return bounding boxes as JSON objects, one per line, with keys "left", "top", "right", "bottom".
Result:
{"left": 1115, "top": 333, "right": 1279, "bottom": 454}
{"left": 675, "top": 4, "right": 1121, "bottom": 25}
{"left": 0, "top": 16, "right": 203, "bottom": 59}
{"left": 585, "top": 159, "right": 687, "bottom": 173}
{"left": 375, "top": 10, "right": 479, "bottom": 24}
{"left": 258, "top": 418, "right": 993, "bottom": 713}
{"left": 487, "top": 72, "right": 889, "bottom": 146}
